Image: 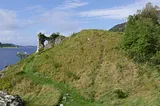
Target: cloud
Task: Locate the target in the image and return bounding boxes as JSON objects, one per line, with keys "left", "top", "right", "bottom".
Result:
{"left": 32, "top": 0, "right": 89, "bottom": 36}
{"left": 0, "top": 9, "right": 35, "bottom": 45}
{"left": 24, "top": 5, "right": 46, "bottom": 13}
{"left": 0, "top": 10, "right": 22, "bottom": 44}
{"left": 0, "top": 9, "right": 33, "bottom": 31}
{"left": 0, "top": 10, "right": 17, "bottom": 30}
{"left": 80, "top": 0, "right": 160, "bottom": 20}
{"left": 23, "top": 0, "right": 88, "bottom": 36}
{"left": 0, "top": 30, "right": 37, "bottom": 45}
{"left": 39, "top": 10, "right": 79, "bottom": 33}
{"left": 0, "top": 30, "right": 16, "bottom": 42}
{"left": 0, "top": 0, "right": 89, "bottom": 45}
{"left": 56, "top": 0, "right": 89, "bottom": 10}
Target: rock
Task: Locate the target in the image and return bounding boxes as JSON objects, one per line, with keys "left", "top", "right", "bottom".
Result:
{"left": 60, "top": 104, "right": 63, "bottom": 106}
{"left": 0, "top": 91, "right": 24, "bottom": 106}
{"left": 62, "top": 96, "right": 67, "bottom": 101}
{"left": 66, "top": 93, "right": 69, "bottom": 96}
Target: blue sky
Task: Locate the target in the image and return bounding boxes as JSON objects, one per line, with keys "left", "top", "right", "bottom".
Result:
{"left": 0, "top": 0, "right": 160, "bottom": 45}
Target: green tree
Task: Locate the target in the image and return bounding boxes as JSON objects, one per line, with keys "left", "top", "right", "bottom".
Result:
{"left": 137, "top": 2, "right": 159, "bottom": 23}
{"left": 121, "top": 3, "right": 160, "bottom": 63}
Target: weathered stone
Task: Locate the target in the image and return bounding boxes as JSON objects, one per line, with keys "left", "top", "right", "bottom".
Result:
{"left": 55, "top": 37, "right": 62, "bottom": 45}
{"left": 36, "top": 33, "right": 64, "bottom": 52}
{"left": 0, "top": 91, "right": 24, "bottom": 106}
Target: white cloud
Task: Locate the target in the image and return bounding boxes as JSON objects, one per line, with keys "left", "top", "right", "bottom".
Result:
{"left": 0, "top": 10, "right": 17, "bottom": 30}
{"left": 23, "top": 0, "right": 88, "bottom": 36}
{"left": 31, "top": 0, "right": 89, "bottom": 36}
{"left": 2, "top": 0, "right": 160, "bottom": 46}
{"left": 0, "top": 31, "right": 16, "bottom": 42}
{"left": 24, "top": 5, "right": 46, "bottom": 13}
{"left": 0, "top": 9, "right": 36, "bottom": 45}
{"left": 56, "top": 0, "right": 89, "bottom": 10}
{"left": 39, "top": 10, "right": 79, "bottom": 34}
{"left": 0, "top": 10, "right": 19, "bottom": 44}
{"left": 0, "top": 9, "right": 33, "bottom": 31}
{"left": 0, "top": 0, "right": 88, "bottom": 45}
{"left": 0, "top": 30, "right": 36, "bottom": 46}
{"left": 80, "top": 0, "right": 160, "bottom": 20}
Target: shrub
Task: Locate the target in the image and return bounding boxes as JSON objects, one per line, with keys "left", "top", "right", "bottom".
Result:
{"left": 17, "top": 52, "right": 29, "bottom": 60}
{"left": 50, "top": 32, "right": 60, "bottom": 39}
{"left": 114, "top": 89, "right": 129, "bottom": 99}
{"left": 121, "top": 3, "right": 160, "bottom": 63}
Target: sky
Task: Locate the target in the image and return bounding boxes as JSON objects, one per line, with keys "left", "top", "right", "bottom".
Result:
{"left": 0, "top": 0, "right": 160, "bottom": 46}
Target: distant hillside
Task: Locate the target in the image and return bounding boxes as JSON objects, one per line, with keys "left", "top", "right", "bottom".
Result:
{"left": 109, "top": 9, "right": 160, "bottom": 32}
{"left": 0, "top": 42, "right": 18, "bottom": 48}
{"left": 109, "top": 23, "right": 126, "bottom": 32}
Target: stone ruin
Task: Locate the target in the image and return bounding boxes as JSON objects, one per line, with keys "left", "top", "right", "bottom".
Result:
{"left": 36, "top": 32, "right": 64, "bottom": 52}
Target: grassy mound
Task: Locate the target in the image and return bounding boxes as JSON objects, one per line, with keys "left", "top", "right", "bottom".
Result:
{"left": 1, "top": 29, "right": 160, "bottom": 106}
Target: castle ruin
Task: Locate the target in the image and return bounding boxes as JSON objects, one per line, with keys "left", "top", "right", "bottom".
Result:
{"left": 36, "top": 33, "right": 64, "bottom": 52}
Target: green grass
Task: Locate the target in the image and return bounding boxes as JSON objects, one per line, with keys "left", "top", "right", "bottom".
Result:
{"left": 1, "top": 29, "right": 160, "bottom": 106}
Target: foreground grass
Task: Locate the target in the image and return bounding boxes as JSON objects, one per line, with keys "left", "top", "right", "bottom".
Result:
{"left": 1, "top": 29, "right": 160, "bottom": 105}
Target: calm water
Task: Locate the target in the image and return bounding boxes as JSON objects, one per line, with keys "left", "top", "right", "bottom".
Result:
{"left": 0, "top": 47, "right": 36, "bottom": 71}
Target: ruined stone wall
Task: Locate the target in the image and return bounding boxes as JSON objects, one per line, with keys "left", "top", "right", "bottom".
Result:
{"left": 36, "top": 33, "right": 64, "bottom": 52}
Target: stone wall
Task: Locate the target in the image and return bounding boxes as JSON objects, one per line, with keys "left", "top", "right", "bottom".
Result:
{"left": 36, "top": 33, "right": 64, "bottom": 52}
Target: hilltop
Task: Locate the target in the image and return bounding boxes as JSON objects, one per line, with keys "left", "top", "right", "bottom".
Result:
{"left": 1, "top": 29, "right": 160, "bottom": 106}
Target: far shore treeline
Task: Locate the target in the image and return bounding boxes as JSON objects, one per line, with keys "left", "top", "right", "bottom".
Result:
{"left": 0, "top": 42, "right": 18, "bottom": 48}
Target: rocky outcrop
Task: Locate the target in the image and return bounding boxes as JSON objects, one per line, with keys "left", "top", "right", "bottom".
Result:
{"left": 0, "top": 91, "right": 24, "bottom": 106}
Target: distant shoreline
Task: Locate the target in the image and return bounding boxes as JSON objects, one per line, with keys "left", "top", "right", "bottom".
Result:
{"left": 0, "top": 46, "right": 19, "bottom": 48}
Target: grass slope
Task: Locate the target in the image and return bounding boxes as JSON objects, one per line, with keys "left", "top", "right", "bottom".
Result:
{"left": 1, "top": 29, "right": 160, "bottom": 106}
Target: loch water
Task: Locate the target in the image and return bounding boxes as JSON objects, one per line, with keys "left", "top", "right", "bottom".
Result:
{"left": 0, "top": 47, "right": 36, "bottom": 71}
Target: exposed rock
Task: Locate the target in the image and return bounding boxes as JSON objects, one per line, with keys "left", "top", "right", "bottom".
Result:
{"left": 0, "top": 91, "right": 24, "bottom": 106}
{"left": 60, "top": 104, "right": 63, "bottom": 106}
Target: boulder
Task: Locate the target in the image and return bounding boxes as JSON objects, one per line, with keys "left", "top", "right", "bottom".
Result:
{"left": 0, "top": 91, "right": 24, "bottom": 106}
